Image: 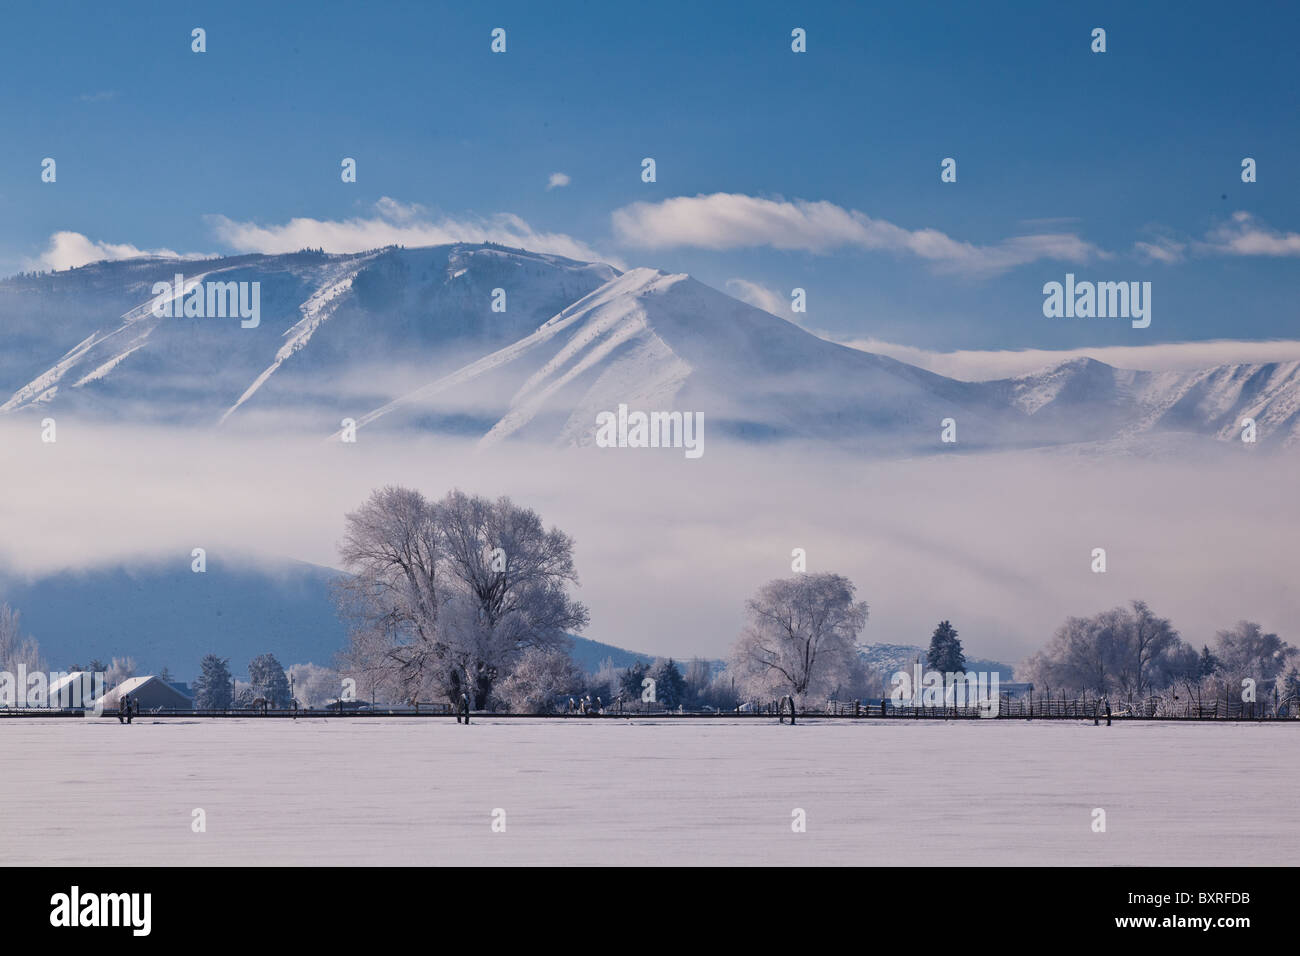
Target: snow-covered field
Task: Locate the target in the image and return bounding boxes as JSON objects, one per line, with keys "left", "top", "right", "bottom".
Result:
{"left": 3, "top": 717, "right": 1293, "bottom": 866}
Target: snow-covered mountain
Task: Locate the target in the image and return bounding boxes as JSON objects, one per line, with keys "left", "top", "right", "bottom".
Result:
{"left": 2, "top": 243, "right": 1296, "bottom": 451}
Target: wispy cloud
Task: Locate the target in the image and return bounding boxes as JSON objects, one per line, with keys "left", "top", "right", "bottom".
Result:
{"left": 1136, "top": 212, "right": 1300, "bottom": 264}
{"left": 76, "top": 90, "right": 118, "bottom": 103}
{"left": 612, "top": 193, "right": 1108, "bottom": 277}
{"left": 724, "top": 278, "right": 787, "bottom": 317}
{"left": 1135, "top": 236, "right": 1187, "bottom": 264}
{"left": 546, "top": 172, "right": 571, "bottom": 190}
{"left": 23, "top": 232, "right": 204, "bottom": 272}
{"left": 208, "top": 197, "right": 619, "bottom": 266}
{"left": 1203, "top": 211, "right": 1300, "bottom": 257}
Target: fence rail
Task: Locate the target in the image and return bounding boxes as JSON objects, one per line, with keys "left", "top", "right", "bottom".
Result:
{"left": 2, "top": 693, "right": 1297, "bottom": 721}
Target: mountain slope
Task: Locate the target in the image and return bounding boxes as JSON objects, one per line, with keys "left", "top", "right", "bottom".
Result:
{"left": 346, "top": 267, "right": 1014, "bottom": 452}
{"left": 2, "top": 243, "right": 1297, "bottom": 450}
{"left": 0, "top": 244, "right": 619, "bottom": 430}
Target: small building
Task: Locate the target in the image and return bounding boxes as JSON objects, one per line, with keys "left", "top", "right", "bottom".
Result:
{"left": 96, "top": 676, "right": 193, "bottom": 712}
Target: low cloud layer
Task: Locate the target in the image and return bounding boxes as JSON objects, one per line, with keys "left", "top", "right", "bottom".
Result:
{"left": 613, "top": 193, "right": 1108, "bottom": 277}
{"left": 0, "top": 422, "right": 1293, "bottom": 670}
{"left": 839, "top": 336, "right": 1300, "bottom": 380}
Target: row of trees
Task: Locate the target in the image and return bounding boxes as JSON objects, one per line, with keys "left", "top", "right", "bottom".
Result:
{"left": 192, "top": 652, "right": 307, "bottom": 709}
{"left": 1019, "top": 601, "right": 1298, "bottom": 703}
{"left": 12, "top": 479, "right": 1292, "bottom": 716}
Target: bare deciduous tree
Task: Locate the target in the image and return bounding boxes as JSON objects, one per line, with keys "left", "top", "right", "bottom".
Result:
{"left": 0, "top": 602, "right": 44, "bottom": 674}
{"left": 1213, "top": 620, "right": 1295, "bottom": 685}
{"left": 1020, "top": 600, "right": 1187, "bottom": 700}
{"left": 335, "top": 486, "right": 587, "bottom": 709}
{"left": 105, "top": 656, "right": 138, "bottom": 690}
{"left": 730, "top": 573, "right": 867, "bottom": 705}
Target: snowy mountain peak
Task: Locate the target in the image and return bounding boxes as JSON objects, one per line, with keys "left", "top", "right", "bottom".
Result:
{"left": 1, "top": 243, "right": 1296, "bottom": 452}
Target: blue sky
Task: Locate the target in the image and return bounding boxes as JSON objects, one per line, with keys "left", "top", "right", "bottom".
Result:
{"left": 2, "top": 0, "right": 1296, "bottom": 352}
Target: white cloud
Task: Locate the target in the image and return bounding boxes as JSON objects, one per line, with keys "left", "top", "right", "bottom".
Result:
{"left": 23, "top": 232, "right": 202, "bottom": 272}
{"left": 612, "top": 193, "right": 1108, "bottom": 276}
{"left": 546, "top": 172, "right": 571, "bottom": 190}
{"left": 834, "top": 336, "right": 1300, "bottom": 381}
{"left": 1135, "top": 236, "right": 1187, "bottom": 264}
{"left": 208, "top": 197, "right": 618, "bottom": 266}
{"left": 1203, "top": 211, "right": 1300, "bottom": 257}
{"left": 724, "top": 278, "right": 788, "bottom": 316}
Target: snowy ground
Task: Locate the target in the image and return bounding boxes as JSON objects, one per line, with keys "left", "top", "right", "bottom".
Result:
{"left": 3, "top": 717, "right": 1294, "bottom": 866}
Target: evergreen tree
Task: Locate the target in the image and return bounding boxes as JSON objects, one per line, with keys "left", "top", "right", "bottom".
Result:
{"left": 194, "top": 655, "right": 233, "bottom": 709}
{"left": 248, "top": 653, "right": 292, "bottom": 707}
{"left": 926, "top": 620, "right": 966, "bottom": 673}
{"left": 1198, "top": 644, "right": 1221, "bottom": 678}
{"left": 619, "top": 660, "right": 651, "bottom": 700}
{"left": 158, "top": 666, "right": 174, "bottom": 685}
{"left": 651, "top": 658, "right": 687, "bottom": 708}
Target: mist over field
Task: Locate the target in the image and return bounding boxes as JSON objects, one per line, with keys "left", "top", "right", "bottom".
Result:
{"left": 2, "top": 419, "right": 1293, "bottom": 666}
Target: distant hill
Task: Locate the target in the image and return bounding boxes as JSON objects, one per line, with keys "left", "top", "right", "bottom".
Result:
{"left": 565, "top": 636, "right": 656, "bottom": 672}
{"left": 0, "top": 557, "right": 723, "bottom": 683}
{"left": 0, "top": 557, "right": 347, "bottom": 680}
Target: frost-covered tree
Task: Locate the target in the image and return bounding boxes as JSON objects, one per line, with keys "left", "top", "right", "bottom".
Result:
{"left": 437, "top": 489, "right": 588, "bottom": 707}
{"left": 1122, "top": 601, "right": 1183, "bottom": 698}
{"left": 335, "top": 486, "right": 441, "bottom": 704}
{"left": 1020, "top": 600, "right": 1187, "bottom": 699}
{"left": 287, "top": 662, "right": 340, "bottom": 708}
{"left": 335, "top": 486, "right": 588, "bottom": 709}
{"left": 926, "top": 620, "right": 965, "bottom": 674}
{"left": 248, "top": 653, "right": 292, "bottom": 707}
{"left": 1212, "top": 621, "right": 1295, "bottom": 685}
{"left": 105, "top": 656, "right": 137, "bottom": 690}
{"left": 729, "top": 573, "right": 868, "bottom": 705}
{"left": 496, "top": 645, "right": 582, "bottom": 714}
{"left": 193, "top": 654, "right": 233, "bottom": 709}
{"left": 0, "top": 603, "right": 44, "bottom": 674}
{"left": 585, "top": 656, "right": 623, "bottom": 703}
{"left": 1281, "top": 668, "right": 1300, "bottom": 713}
{"left": 683, "top": 658, "right": 713, "bottom": 707}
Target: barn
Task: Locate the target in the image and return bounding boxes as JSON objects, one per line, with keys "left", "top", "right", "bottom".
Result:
{"left": 96, "top": 676, "right": 193, "bottom": 713}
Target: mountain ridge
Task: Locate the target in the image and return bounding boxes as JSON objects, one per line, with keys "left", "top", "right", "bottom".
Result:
{"left": 3, "top": 243, "right": 1296, "bottom": 451}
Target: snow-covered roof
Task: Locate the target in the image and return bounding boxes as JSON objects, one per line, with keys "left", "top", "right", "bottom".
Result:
{"left": 95, "top": 675, "right": 192, "bottom": 710}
